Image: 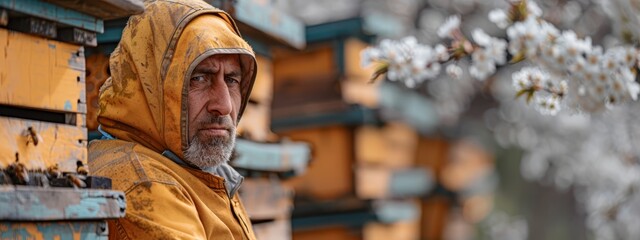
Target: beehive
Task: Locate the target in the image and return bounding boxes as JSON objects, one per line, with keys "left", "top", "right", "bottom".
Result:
{"left": 0, "top": 28, "right": 87, "bottom": 172}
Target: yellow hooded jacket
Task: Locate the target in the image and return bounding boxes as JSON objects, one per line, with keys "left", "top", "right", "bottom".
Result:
{"left": 88, "top": 0, "right": 257, "bottom": 239}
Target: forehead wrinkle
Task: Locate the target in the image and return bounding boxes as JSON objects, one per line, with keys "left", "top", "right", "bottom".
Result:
{"left": 227, "top": 69, "right": 241, "bottom": 78}
{"left": 192, "top": 55, "right": 242, "bottom": 76}
{"left": 193, "top": 58, "right": 220, "bottom": 74}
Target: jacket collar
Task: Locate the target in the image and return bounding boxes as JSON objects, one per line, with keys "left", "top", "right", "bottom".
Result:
{"left": 162, "top": 150, "right": 243, "bottom": 198}
{"left": 100, "top": 124, "right": 244, "bottom": 198}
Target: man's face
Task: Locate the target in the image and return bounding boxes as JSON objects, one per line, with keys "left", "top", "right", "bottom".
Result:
{"left": 184, "top": 54, "right": 242, "bottom": 168}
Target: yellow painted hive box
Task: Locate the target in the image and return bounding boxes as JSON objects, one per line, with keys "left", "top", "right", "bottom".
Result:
{"left": 0, "top": 28, "right": 86, "bottom": 114}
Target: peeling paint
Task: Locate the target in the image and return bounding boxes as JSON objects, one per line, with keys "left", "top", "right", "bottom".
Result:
{"left": 64, "top": 100, "right": 72, "bottom": 111}
{"left": 0, "top": 225, "right": 32, "bottom": 238}
{"left": 0, "top": 221, "right": 109, "bottom": 240}
{"left": 0, "top": 187, "right": 126, "bottom": 220}
{"left": 68, "top": 51, "right": 85, "bottom": 70}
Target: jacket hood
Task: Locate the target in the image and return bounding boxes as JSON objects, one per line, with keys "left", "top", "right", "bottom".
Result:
{"left": 98, "top": 0, "right": 256, "bottom": 159}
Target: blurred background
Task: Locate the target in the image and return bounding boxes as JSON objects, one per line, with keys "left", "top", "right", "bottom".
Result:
{"left": 1, "top": 0, "right": 639, "bottom": 239}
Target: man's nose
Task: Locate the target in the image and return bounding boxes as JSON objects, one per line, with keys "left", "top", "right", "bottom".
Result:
{"left": 205, "top": 77, "right": 233, "bottom": 116}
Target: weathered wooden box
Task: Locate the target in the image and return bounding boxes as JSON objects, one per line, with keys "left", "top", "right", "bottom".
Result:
{"left": 0, "top": 116, "right": 86, "bottom": 172}
{"left": 0, "top": 186, "right": 126, "bottom": 239}
{"left": 355, "top": 166, "right": 433, "bottom": 199}
{"left": 280, "top": 125, "right": 355, "bottom": 200}
{"left": 355, "top": 122, "right": 419, "bottom": 169}
{"left": 43, "top": 0, "right": 144, "bottom": 20}
{"left": 0, "top": 28, "right": 86, "bottom": 114}
{"left": 233, "top": 138, "right": 310, "bottom": 175}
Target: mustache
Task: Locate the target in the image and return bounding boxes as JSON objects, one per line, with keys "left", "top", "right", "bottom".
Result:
{"left": 194, "top": 115, "right": 235, "bottom": 129}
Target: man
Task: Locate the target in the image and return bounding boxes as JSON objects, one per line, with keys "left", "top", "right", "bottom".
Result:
{"left": 88, "top": 0, "right": 257, "bottom": 239}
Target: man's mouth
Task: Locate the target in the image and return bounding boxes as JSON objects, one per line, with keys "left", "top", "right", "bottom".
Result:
{"left": 198, "top": 125, "right": 231, "bottom": 138}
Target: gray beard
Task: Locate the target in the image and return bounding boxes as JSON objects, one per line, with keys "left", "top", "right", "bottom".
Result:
{"left": 183, "top": 127, "right": 236, "bottom": 169}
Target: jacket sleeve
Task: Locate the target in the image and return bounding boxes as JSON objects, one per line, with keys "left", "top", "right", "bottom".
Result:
{"left": 109, "top": 181, "right": 206, "bottom": 240}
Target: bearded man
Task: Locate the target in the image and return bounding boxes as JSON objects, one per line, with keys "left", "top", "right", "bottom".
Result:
{"left": 88, "top": 0, "right": 257, "bottom": 239}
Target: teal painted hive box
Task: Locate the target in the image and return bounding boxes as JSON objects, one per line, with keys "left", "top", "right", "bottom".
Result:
{"left": 0, "top": 186, "right": 126, "bottom": 239}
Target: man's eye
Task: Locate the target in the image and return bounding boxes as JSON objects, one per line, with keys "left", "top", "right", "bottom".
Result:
{"left": 226, "top": 77, "right": 240, "bottom": 85}
{"left": 191, "top": 75, "right": 206, "bottom": 82}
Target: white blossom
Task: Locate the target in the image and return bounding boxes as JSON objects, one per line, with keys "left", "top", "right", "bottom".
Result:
{"left": 554, "top": 31, "right": 592, "bottom": 60}
{"left": 527, "top": 1, "right": 542, "bottom": 17}
{"left": 488, "top": 9, "right": 510, "bottom": 29}
{"left": 446, "top": 64, "right": 463, "bottom": 79}
{"left": 472, "top": 28, "right": 492, "bottom": 46}
{"left": 361, "top": 36, "right": 445, "bottom": 87}
{"left": 512, "top": 67, "right": 548, "bottom": 92}
{"left": 535, "top": 95, "right": 561, "bottom": 115}
{"left": 517, "top": 17, "right": 559, "bottom": 57}
{"left": 435, "top": 44, "right": 449, "bottom": 61}
{"left": 470, "top": 50, "right": 496, "bottom": 80}
{"left": 470, "top": 29, "right": 507, "bottom": 80}
{"left": 437, "top": 15, "right": 461, "bottom": 39}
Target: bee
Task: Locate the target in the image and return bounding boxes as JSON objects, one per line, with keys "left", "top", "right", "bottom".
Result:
{"left": 67, "top": 174, "right": 86, "bottom": 188}
{"left": 26, "top": 127, "right": 42, "bottom": 146}
{"left": 9, "top": 153, "right": 29, "bottom": 185}
{"left": 76, "top": 160, "right": 89, "bottom": 176}
{"left": 47, "top": 163, "right": 62, "bottom": 179}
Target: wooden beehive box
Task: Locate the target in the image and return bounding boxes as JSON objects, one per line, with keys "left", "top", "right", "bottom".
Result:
{"left": 355, "top": 122, "right": 418, "bottom": 169}
{"left": 43, "top": 0, "right": 144, "bottom": 20}
{"left": 280, "top": 125, "right": 354, "bottom": 200}
{"left": 355, "top": 165, "right": 433, "bottom": 199}
{"left": 414, "top": 137, "right": 452, "bottom": 240}
{"left": 0, "top": 28, "right": 86, "bottom": 114}
{"left": 239, "top": 178, "right": 293, "bottom": 240}
{"left": 0, "top": 28, "right": 86, "bottom": 172}
{"left": 363, "top": 220, "right": 420, "bottom": 240}
{"left": 0, "top": 186, "right": 126, "bottom": 239}
{"left": 272, "top": 43, "right": 349, "bottom": 120}
{"left": 0, "top": 2, "right": 129, "bottom": 239}
{"left": 0, "top": 116, "right": 86, "bottom": 170}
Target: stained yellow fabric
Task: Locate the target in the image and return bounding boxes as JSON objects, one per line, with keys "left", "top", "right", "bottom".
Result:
{"left": 90, "top": 140, "right": 256, "bottom": 239}
{"left": 89, "top": 0, "right": 257, "bottom": 239}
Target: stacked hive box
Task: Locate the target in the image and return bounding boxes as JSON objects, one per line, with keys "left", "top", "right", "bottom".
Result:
{"left": 0, "top": 25, "right": 122, "bottom": 240}
{"left": 234, "top": 53, "right": 311, "bottom": 240}
{"left": 269, "top": 20, "right": 376, "bottom": 239}
{"left": 354, "top": 122, "right": 432, "bottom": 240}
{"left": 0, "top": 28, "right": 87, "bottom": 171}
{"left": 220, "top": 1, "right": 310, "bottom": 239}
{"left": 0, "top": 0, "right": 142, "bottom": 238}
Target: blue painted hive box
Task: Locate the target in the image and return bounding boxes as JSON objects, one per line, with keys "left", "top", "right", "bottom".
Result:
{"left": 0, "top": 186, "right": 126, "bottom": 239}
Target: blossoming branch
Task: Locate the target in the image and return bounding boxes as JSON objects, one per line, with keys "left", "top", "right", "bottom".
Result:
{"left": 361, "top": 0, "right": 640, "bottom": 116}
